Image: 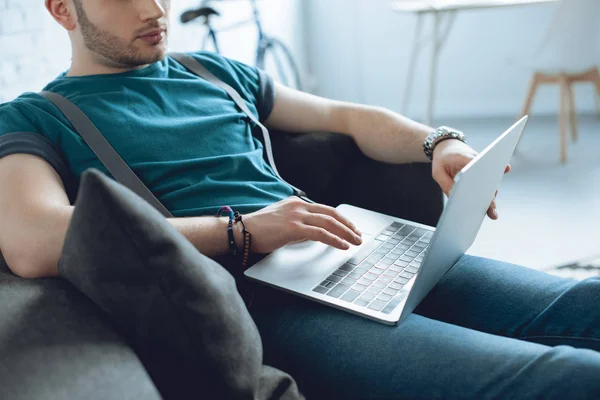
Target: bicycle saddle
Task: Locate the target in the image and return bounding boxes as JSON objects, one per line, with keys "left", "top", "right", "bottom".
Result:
{"left": 180, "top": 7, "right": 220, "bottom": 24}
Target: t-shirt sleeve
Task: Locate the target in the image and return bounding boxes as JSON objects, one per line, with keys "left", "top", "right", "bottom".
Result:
{"left": 188, "top": 51, "right": 275, "bottom": 122}
{"left": 0, "top": 100, "right": 75, "bottom": 199}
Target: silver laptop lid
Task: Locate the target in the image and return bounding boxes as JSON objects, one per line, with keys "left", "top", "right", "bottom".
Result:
{"left": 398, "top": 116, "right": 528, "bottom": 322}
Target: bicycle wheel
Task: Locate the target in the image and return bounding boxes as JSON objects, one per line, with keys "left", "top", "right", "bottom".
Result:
{"left": 258, "top": 37, "right": 303, "bottom": 91}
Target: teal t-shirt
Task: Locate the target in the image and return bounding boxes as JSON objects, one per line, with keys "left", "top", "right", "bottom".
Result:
{"left": 0, "top": 51, "right": 294, "bottom": 216}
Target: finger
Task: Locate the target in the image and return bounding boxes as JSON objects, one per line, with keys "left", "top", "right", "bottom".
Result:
{"left": 301, "top": 226, "right": 351, "bottom": 250}
{"left": 304, "top": 213, "right": 362, "bottom": 246}
{"left": 504, "top": 164, "right": 511, "bottom": 174}
{"left": 307, "top": 203, "right": 362, "bottom": 236}
{"left": 487, "top": 199, "right": 498, "bottom": 220}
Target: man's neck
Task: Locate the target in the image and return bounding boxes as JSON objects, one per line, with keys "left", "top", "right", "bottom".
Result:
{"left": 66, "top": 54, "right": 150, "bottom": 77}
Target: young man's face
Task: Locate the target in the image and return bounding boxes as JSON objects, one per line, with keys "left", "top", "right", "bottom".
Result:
{"left": 72, "top": 0, "right": 171, "bottom": 68}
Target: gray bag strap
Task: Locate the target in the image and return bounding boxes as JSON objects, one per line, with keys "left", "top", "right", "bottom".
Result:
{"left": 169, "top": 52, "right": 310, "bottom": 201}
{"left": 39, "top": 91, "right": 174, "bottom": 218}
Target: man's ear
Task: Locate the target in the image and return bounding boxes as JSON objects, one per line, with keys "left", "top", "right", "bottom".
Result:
{"left": 45, "top": 0, "right": 77, "bottom": 31}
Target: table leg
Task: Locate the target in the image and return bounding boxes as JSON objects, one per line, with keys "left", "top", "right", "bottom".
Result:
{"left": 402, "top": 12, "right": 425, "bottom": 117}
{"left": 425, "top": 11, "right": 441, "bottom": 125}
{"left": 425, "top": 11, "right": 457, "bottom": 125}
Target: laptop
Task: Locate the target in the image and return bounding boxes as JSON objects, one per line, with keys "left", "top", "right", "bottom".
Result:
{"left": 244, "top": 117, "right": 528, "bottom": 325}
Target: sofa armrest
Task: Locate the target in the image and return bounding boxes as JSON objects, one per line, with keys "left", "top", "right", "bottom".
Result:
{"left": 269, "top": 131, "right": 444, "bottom": 227}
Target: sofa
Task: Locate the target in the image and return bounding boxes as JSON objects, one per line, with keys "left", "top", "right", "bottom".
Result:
{"left": 0, "top": 131, "right": 443, "bottom": 399}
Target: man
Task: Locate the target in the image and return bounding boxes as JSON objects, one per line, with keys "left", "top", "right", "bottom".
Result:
{"left": 0, "top": 0, "right": 598, "bottom": 398}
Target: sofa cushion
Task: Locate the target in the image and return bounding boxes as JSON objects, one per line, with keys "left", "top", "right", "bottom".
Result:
{"left": 0, "top": 260, "right": 161, "bottom": 399}
{"left": 58, "top": 169, "right": 303, "bottom": 400}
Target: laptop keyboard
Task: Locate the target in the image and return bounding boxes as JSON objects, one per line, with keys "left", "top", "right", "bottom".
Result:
{"left": 312, "top": 222, "right": 432, "bottom": 314}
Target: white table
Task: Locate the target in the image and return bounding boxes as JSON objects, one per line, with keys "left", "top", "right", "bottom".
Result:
{"left": 391, "top": 0, "right": 558, "bottom": 124}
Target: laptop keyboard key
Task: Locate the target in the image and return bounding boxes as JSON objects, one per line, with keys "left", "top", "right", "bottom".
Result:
{"left": 352, "top": 283, "right": 368, "bottom": 292}
{"left": 364, "top": 272, "right": 378, "bottom": 281}
{"left": 376, "top": 234, "right": 391, "bottom": 242}
{"left": 389, "top": 282, "right": 404, "bottom": 290}
{"left": 320, "top": 280, "right": 336, "bottom": 288}
{"left": 383, "top": 288, "right": 399, "bottom": 296}
{"left": 368, "top": 300, "right": 387, "bottom": 311}
{"left": 360, "top": 292, "right": 376, "bottom": 301}
{"left": 382, "top": 292, "right": 409, "bottom": 314}
{"left": 400, "top": 271, "right": 414, "bottom": 279}
{"left": 366, "top": 256, "right": 381, "bottom": 264}
{"left": 391, "top": 222, "right": 404, "bottom": 229}
{"left": 377, "top": 293, "right": 393, "bottom": 302}
{"left": 405, "top": 250, "right": 420, "bottom": 258}
{"left": 366, "top": 286, "right": 382, "bottom": 295}
{"left": 348, "top": 271, "right": 364, "bottom": 279}
{"left": 340, "top": 263, "right": 355, "bottom": 272}
{"left": 399, "top": 225, "right": 415, "bottom": 235}
{"left": 327, "top": 274, "right": 343, "bottom": 283}
{"left": 332, "top": 269, "right": 348, "bottom": 278}
{"left": 313, "top": 286, "right": 329, "bottom": 294}
{"left": 358, "top": 278, "right": 372, "bottom": 286}
{"left": 405, "top": 266, "right": 419, "bottom": 274}
{"left": 414, "top": 228, "right": 427, "bottom": 237}
{"left": 371, "top": 281, "right": 386, "bottom": 289}
{"left": 326, "top": 283, "right": 351, "bottom": 298}
{"left": 342, "top": 277, "right": 358, "bottom": 285}
{"left": 346, "top": 240, "right": 382, "bottom": 265}
{"left": 395, "top": 277, "right": 410, "bottom": 285}
{"left": 354, "top": 299, "right": 370, "bottom": 307}
{"left": 340, "top": 289, "right": 361, "bottom": 303}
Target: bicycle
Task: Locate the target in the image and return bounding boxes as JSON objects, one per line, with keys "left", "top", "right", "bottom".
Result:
{"left": 180, "top": 0, "right": 303, "bottom": 91}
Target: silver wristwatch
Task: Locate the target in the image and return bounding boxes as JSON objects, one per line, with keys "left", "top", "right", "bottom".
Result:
{"left": 423, "top": 126, "right": 466, "bottom": 161}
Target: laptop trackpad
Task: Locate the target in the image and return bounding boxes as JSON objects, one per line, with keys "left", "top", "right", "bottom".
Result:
{"left": 245, "top": 235, "right": 374, "bottom": 291}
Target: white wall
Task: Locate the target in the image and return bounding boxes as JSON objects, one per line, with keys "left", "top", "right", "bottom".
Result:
{"left": 0, "top": 0, "right": 305, "bottom": 104}
{"left": 304, "top": 0, "right": 598, "bottom": 120}
{"left": 169, "top": 0, "right": 306, "bottom": 81}
{"left": 0, "top": 0, "right": 72, "bottom": 103}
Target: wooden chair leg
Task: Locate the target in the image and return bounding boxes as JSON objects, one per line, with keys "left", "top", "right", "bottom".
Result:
{"left": 521, "top": 73, "right": 540, "bottom": 117}
{"left": 593, "top": 68, "right": 600, "bottom": 120}
{"left": 516, "top": 73, "right": 540, "bottom": 151}
{"left": 559, "top": 75, "right": 569, "bottom": 164}
{"left": 566, "top": 81, "right": 578, "bottom": 142}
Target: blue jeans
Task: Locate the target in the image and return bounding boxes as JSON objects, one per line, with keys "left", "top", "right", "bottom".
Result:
{"left": 248, "top": 255, "right": 600, "bottom": 399}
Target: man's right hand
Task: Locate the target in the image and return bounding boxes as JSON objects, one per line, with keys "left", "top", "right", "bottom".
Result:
{"left": 240, "top": 197, "right": 363, "bottom": 254}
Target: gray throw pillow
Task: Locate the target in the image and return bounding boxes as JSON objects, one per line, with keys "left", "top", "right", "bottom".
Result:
{"left": 58, "top": 169, "right": 303, "bottom": 400}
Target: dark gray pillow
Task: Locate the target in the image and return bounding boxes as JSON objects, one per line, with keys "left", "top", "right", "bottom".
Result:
{"left": 58, "top": 169, "right": 303, "bottom": 400}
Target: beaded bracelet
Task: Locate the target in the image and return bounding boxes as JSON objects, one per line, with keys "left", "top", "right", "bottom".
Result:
{"left": 217, "top": 206, "right": 237, "bottom": 256}
{"left": 234, "top": 211, "right": 252, "bottom": 269}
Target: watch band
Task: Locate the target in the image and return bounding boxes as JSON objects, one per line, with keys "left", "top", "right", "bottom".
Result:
{"left": 423, "top": 126, "right": 466, "bottom": 161}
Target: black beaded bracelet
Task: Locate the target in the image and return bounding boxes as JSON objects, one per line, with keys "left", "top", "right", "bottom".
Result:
{"left": 217, "top": 206, "right": 237, "bottom": 256}
{"left": 234, "top": 211, "right": 252, "bottom": 269}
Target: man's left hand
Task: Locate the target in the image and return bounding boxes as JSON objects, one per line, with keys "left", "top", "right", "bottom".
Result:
{"left": 431, "top": 139, "right": 511, "bottom": 220}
